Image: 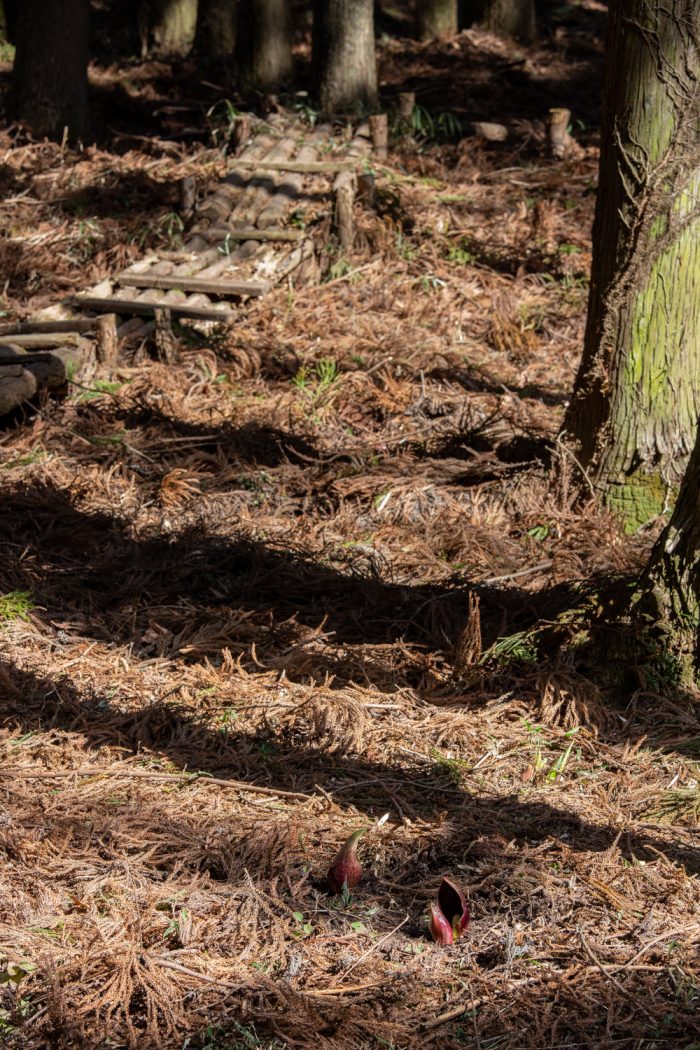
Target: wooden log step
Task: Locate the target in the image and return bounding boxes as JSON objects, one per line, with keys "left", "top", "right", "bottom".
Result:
{"left": 117, "top": 273, "right": 269, "bottom": 297}
{"left": 73, "top": 294, "right": 234, "bottom": 321}
{"left": 0, "top": 332, "right": 86, "bottom": 348}
{"left": 0, "top": 319, "right": 95, "bottom": 336}
{"left": 226, "top": 158, "right": 359, "bottom": 174}
{"left": 190, "top": 226, "right": 305, "bottom": 244}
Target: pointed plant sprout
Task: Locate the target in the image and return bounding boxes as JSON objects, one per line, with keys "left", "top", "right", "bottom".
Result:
{"left": 327, "top": 828, "right": 366, "bottom": 895}
{"left": 428, "top": 877, "right": 470, "bottom": 944}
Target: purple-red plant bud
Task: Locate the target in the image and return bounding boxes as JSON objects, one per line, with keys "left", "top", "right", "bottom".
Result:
{"left": 429, "top": 876, "right": 470, "bottom": 943}
{"left": 327, "top": 829, "right": 366, "bottom": 895}
{"left": 429, "top": 902, "right": 453, "bottom": 944}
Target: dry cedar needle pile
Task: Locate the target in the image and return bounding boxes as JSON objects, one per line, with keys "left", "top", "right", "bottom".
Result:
{"left": 1, "top": 15, "right": 700, "bottom": 1050}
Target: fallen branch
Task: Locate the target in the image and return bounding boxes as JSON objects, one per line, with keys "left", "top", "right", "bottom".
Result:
{"left": 0, "top": 767, "right": 312, "bottom": 801}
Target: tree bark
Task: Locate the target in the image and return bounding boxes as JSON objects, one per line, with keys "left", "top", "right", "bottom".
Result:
{"left": 7, "top": 0, "right": 90, "bottom": 141}
{"left": 2, "top": 0, "right": 18, "bottom": 44}
{"left": 313, "top": 0, "right": 378, "bottom": 114}
{"left": 195, "top": 0, "right": 236, "bottom": 58}
{"left": 140, "top": 0, "right": 198, "bottom": 57}
{"left": 642, "top": 422, "right": 700, "bottom": 682}
{"left": 236, "top": 0, "right": 292, "bottom": 92}
{"left": 415, "top": 0, "right": 458, "bottom": 40}
{"left": 462, "top": 0, "right": 535, "bottom": 42}
{"left": 562, "top": 0, "right": 700, "bottom": 532}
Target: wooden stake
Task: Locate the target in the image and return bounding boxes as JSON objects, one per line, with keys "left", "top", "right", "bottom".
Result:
{"left": 334, "top": 171, "right": 356, "bottom": 251}
{"left": 369, "top": 113, "right": 389, "bottom": 158}
{"left": 95, "top": 313, "right": 119, "bottom": 365}
{"left": 154, "top": 307, "right": 180, "bottom": 364}
{"left": 178, "top": 175, "right": 196, "bottom": 216}
{"left": 398, "top": 92, "right": 416, "bottom": 124}
{"left": 547, "top": 108, "right": 572, "bottom": 158}
{"left": 357, "top": 172, "right": 376, "bottom": 208}
{"left": 230, "top": 114, "right": 251, "bottom": 154}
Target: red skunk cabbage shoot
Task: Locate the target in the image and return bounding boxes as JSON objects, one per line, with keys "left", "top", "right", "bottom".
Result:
{"left": 327, "top": 829, "right": 366, "bottom": 894}
{"left": 429, "top": 876, "right": 470, "bottom": 943}
{"left": 429, "top": 902, "right": 454, "bottom": 944}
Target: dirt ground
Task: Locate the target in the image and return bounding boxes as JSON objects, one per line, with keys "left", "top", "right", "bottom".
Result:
{"left": 0, "top": 7, "right": 699, "bottom": 1048}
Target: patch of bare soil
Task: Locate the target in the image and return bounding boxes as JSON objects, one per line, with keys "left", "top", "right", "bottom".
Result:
{"left": 0, "top": 16, "right": 699, "bottom": 1050}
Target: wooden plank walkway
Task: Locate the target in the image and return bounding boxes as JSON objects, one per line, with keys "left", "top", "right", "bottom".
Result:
{"left": 72, "top": 117, "right": 373, "bottom": 324}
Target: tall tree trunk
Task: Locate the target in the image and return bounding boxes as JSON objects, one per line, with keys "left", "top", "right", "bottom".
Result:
{"left": 415, "top": 0, "right": 458, "bottom": 40}
{"left": 314, "top": 0, "right": 378, "bottom": 114}
{"left": 641, "top": 422, "right": 700, "bottom": 683}
{"left": 2, "top": 0, "right": 18, "bottom": 44}
{"left": 140, "top": 0, "right": 198, "bottom": 57}
{"left": 8, "top": 0, "right": 89, "bottom": 141}
{"left": 462, "top": 0, "right": 535, "bottom": 42}
{"left": 561, "top": 0, "right": 700, "bottom": 532}
{"left": 236, "top": 0, "right": 292, "bottom": 92}
{"left": 195, "top": 0, "right": 236, "bottom": 58}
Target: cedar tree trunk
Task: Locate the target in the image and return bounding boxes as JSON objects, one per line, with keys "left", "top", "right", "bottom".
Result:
{"left": 562, "top": 0, "right": 700, "bottom": 532}
{"left": 314, "top": 0, "right": 378, "bottom": 114}
{"left": 415, "top": 0, "right": 458, "bottom": 39}
{"left": 2, "top": 0, "right": 17, "bottom": 44}
{"left": 8, "top": 0, "right": 90, "bottom": 141}
{"left": 642, "top": 422, "right": 700, "bottom": 682}
{"left": 196, "top": 0, "right": 237, "bottom": 58}
{"left": 462, "top": 0, "right": 535, "bottom": 42}
{"left": 140, "top": 0, "right": 198, "bottom": 56}
{"left": 236, "top": 0, "right": 292, "bottom": 92}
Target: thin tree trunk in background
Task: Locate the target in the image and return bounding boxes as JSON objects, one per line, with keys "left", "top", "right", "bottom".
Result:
{"left": 562, "top": 0, "right": 700, "bottom": 532}
{"left": 462, "top": 0, "right": 535, "bottom": 42}
{"left": 8, "top": 0, "right": 90, "bottom": 141}
{"left": 415, "top": 0, "right": 458, "bottom": 39}
{"left": 236, "top": 0, "right": 292, "bottom": 92}
{"left": 196, "top": 0, "right": 237, "bottom": 58}
{"left": 642, "top": 422, "right": 700, "bottom": 682}
{"left": 314, "top": 0, "right": 378, "bottom": 113}
{"left": 140, "top": 0, "right": 198, "bottom": 56}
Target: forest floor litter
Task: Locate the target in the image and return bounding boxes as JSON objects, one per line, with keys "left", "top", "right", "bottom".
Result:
{"left": 0, "top": 14, "right": 699, "bottom": 1049}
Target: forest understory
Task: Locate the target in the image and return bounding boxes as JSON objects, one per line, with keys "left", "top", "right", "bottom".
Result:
{"left": 0, "top": 7, "right": 699, "bottom": 1048}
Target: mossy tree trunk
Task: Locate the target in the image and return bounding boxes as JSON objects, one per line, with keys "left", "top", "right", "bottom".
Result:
{"left": 415, "top": 0, "right": 458, "bottom": 40}
{"left": 140, "top": 0, "right": 198, "bottom": 57}
{"left": 313, "top": 0, "right": 378, "bottom": 114}
{"left": 562, "top": 0, "right": 700, "bottom": 532}
{"left": 641, "top": 422, "right": 700, "bottom": 682}
{"left": 196, "top": 0, "right": 236, "bottom": 58}
{"left": 462, "top": 0, "right": 535, "bottom": 42}
{"left": 236, "top": 0, "right": 292, "bottom": 92}
{"left": 8, "top": 0, "right": 90, "bottom": 141}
